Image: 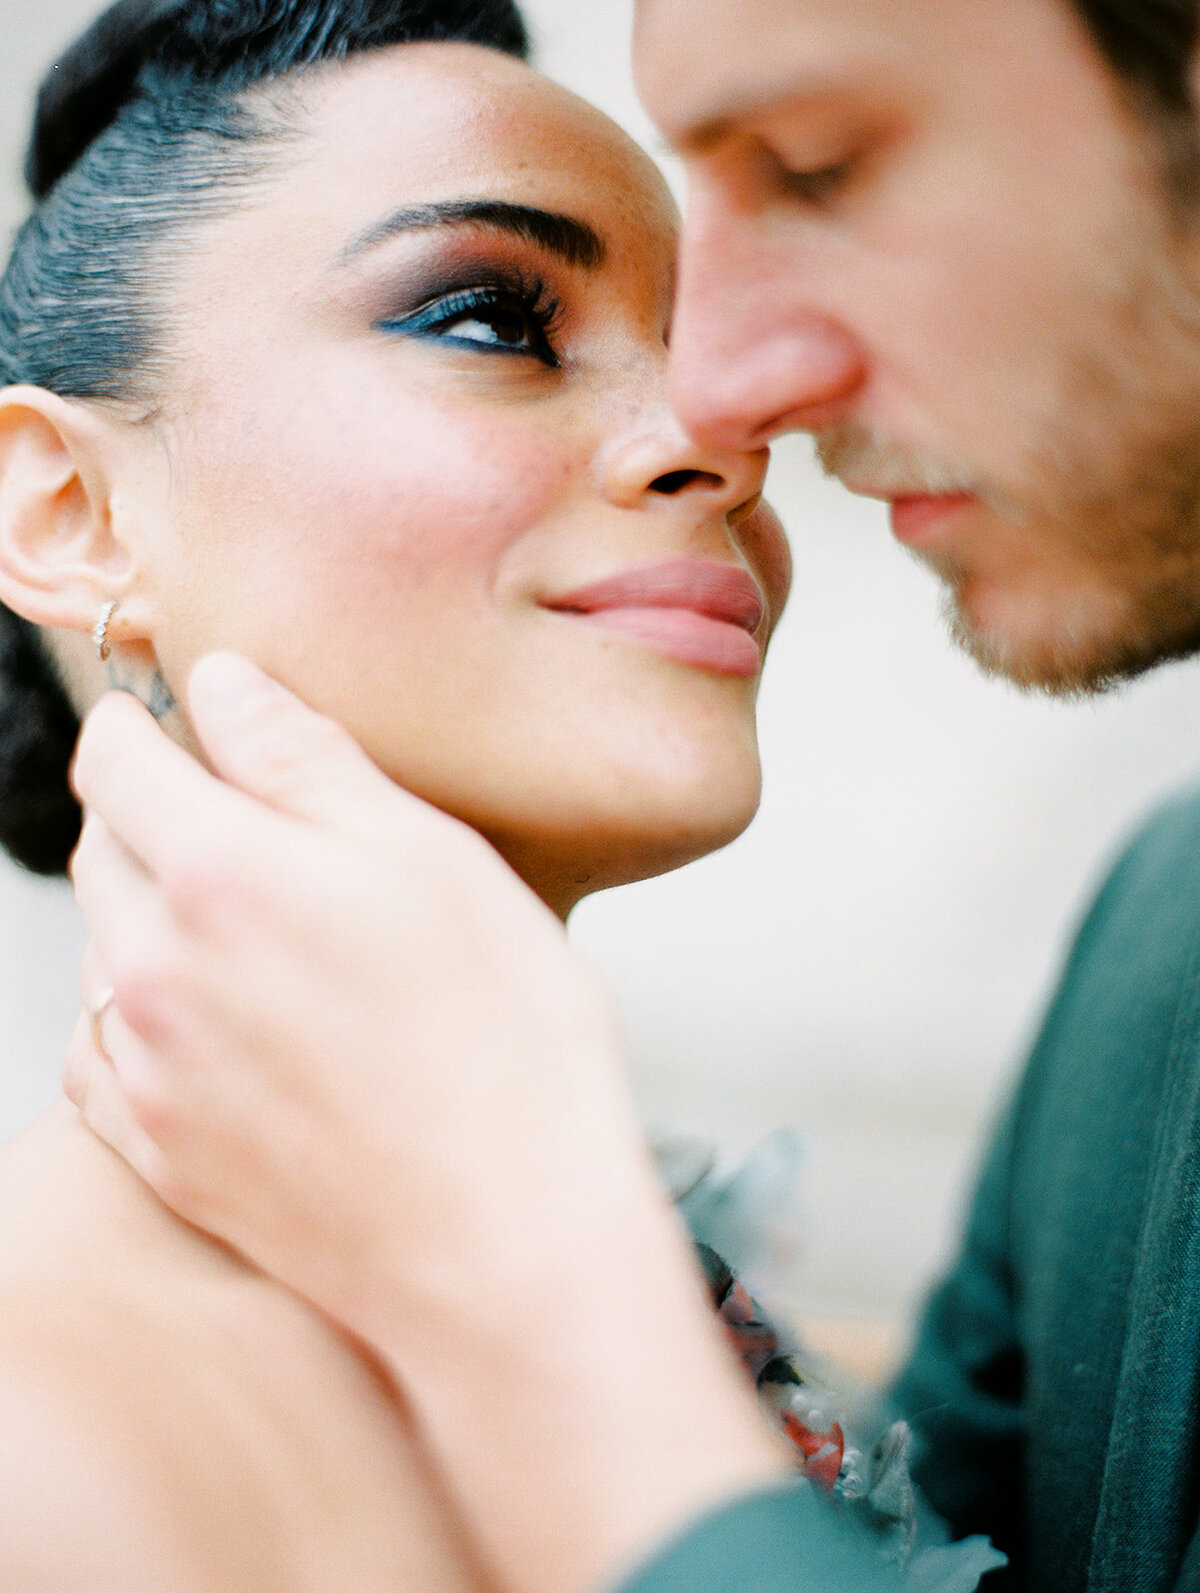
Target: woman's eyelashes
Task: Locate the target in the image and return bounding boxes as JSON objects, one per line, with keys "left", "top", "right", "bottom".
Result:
{"left": 378, "top": 273, "right": 564, "bottom": 367}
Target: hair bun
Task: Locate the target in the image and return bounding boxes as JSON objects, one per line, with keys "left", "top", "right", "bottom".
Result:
{"left": 25, "top": 0, "right": 186, "bottom": 200}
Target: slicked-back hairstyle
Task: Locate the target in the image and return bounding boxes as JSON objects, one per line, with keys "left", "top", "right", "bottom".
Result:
{"left": 5, "top": 0, "right": 530, "bottom": 403}
{"left": 1072, "top": 0, "right": 1200, "bottom": 191}
{"left": 0, "top": 0, "right": 530, "bottom": 875}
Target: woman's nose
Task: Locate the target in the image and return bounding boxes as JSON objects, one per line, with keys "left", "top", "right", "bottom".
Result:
{"left": 598, "top": 403, "right": 770, "bottom": 517}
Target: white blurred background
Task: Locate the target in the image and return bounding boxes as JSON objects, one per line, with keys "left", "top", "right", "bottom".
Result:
{"left": 5, "top": 0, "right": 1200, "bottom": 1336}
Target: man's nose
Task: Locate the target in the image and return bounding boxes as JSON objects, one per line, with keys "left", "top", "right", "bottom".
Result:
{"left": 668, "top": 187, "right": 867, "bottom": 452}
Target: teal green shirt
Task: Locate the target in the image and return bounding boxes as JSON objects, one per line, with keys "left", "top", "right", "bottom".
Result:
{"left": 618, "top": 783, "right": 1200, "bottom": 1592}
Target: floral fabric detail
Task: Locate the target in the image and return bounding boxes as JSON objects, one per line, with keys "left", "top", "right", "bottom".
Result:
{"left": 655, "top": 1134, "right": 1006, "bottom": 1591}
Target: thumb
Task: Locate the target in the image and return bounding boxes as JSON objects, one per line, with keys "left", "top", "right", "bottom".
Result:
{"left": 186, "top": 653, "right": 426, "bottom": 835}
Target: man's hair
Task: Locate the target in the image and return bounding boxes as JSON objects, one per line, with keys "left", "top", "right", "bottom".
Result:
{"left": 1073, "top": 0, "right": 1200, "bottom": 188}
{"left": 0, "top": 0, "right": 530, "bottom": 877}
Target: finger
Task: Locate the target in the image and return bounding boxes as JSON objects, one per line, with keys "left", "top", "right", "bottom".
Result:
{"left": 71, "top": 811, "right": 225, "bottom": 1055}
{"left": 78, "top": 937, "right": 115, "bottom": 1016}
{"left": 66, "top": 952, "right": 184, "bottom": 1149}
{"left": 63, "top": 1007, "right": 99, "bottom": 1110}
{"left": 62, "top": 1007, "right": 169, "bottom": 1192}
{"left": 72, "top": 692, "right": 257, "bottom": 880}
{"left": 71, "top": 812, "right": 170, "bottom": 984}
{"left": 186, "top": 652, "right": 443, "bottom": 838}
{"left": 67, "top": 939, "right": 119, "bottom": 1108}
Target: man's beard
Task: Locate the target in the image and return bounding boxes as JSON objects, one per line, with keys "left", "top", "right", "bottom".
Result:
{"left": 816, "top": 230, "right": 1200, "bottom": 697}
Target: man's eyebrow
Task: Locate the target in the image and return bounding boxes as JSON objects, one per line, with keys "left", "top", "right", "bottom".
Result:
{"left": 337, "top": 200, "right": 607, "bottom": 269}
{"left": 662, "top": 73, "right": 849, "bottom": 155}
{"left": 675, "top": 118, "right": 733, "bottom": 156}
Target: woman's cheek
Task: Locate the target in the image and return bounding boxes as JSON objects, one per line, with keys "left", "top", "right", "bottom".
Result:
{"left": 324, "top": 412, "right": 572, "bottom": 582}
{"left": 746, "top": 504, "right": 792, "bottom": 634}
{"left": 160, "top": 356, "right": 579, "bottom": 679}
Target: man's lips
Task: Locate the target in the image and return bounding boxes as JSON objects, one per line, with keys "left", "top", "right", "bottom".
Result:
{"left": 887, "top": 492, "right": 979, "bottom": 546}
{"left": 833, "top": 478, "right": 980, "bottom": 545}
{"left": 544, "top": 559, "right": 767, "bottom": 677}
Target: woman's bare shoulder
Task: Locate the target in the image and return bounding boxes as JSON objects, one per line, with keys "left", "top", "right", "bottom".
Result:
{"left": 0, "top": 1104, "right": 487, "bottom": 1593}
{"left": 0, "top": 1349, "right": 215, "bottom": 1593}
{"left": 0, "top": 1105, "right": 280, "bottom": 1587}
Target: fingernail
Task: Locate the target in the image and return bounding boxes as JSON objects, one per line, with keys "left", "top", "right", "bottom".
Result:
{"left": 189, "top": 652, "right": 287, "bottom": 718}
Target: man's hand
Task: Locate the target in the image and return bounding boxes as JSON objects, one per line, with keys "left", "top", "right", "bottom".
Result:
{"left": 68, "top": 654, "right": 631, "bottom": 1315}
{"left": 65, "top": 655, "right": 787, "bottom": 1593}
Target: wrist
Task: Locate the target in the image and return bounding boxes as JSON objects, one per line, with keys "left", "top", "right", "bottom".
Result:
{"left": 375, "top": 1157, "right": 792, "bottom": 1593}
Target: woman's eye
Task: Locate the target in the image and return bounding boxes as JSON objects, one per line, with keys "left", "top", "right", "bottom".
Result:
{"left": 382, "top": 289, "right": 560, "bottom": 367}
{"left": 441, "top": 303, "right": 538, "bottom": 348}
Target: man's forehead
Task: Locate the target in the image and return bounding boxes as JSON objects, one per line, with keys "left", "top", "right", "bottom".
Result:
{"left": 632, "top": 0, "right": 921, "bottom": 140}
{"left": 632, "top": 0, "right": 1086, "bottom": 144}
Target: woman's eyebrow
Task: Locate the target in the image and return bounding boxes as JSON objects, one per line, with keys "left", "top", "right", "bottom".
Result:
{"left": 336, "top": 200, "right": 607, "bottom": 269}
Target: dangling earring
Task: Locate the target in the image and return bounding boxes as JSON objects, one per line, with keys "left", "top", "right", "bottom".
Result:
{"left": 92, "top": 599, "right": 119, "bottom": 662}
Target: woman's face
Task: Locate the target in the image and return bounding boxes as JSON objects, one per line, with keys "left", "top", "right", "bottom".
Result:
{"left": 134, "top": 44, "right": 790, "bottom": 913}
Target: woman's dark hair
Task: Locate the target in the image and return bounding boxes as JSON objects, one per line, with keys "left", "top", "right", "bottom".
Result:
{"left": 1072, "top": 0, "right": 1200, "bottom": 190}
{"left": 0, "top": 0, "right": 529, "bottom": 875}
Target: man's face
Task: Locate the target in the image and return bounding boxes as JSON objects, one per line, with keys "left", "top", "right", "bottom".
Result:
{"left": 635, "top": 0, "right": 1200, "bottom": 692}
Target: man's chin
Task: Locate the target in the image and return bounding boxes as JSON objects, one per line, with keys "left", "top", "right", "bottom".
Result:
{"left": 942, "top": 591, "right": 1138, "bottom": 698}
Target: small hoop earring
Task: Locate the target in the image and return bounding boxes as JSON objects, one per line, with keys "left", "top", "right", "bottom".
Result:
{"left": 93, "top": 600, "right": 119, "bottom": 663}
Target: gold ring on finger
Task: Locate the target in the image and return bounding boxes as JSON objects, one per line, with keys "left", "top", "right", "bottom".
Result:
{"left": 88, "top": 986, "right": 117, "bottom": 1066}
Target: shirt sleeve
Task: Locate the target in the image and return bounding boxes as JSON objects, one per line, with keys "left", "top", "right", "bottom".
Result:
{"left": 887, "top": 1096, "right": 1025, "bottom": 1570}
{"left": 609, "top": 1480, "right": 906, "bottom": 1593}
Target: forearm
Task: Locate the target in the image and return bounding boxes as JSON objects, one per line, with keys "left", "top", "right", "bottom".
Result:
{"left": 365, "top": 1144, "right": 791, "bottom": 1593}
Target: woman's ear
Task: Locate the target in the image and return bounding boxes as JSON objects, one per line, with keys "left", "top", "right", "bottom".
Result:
{"left": 0, "top": 386, "right": 154, "bottom": 641}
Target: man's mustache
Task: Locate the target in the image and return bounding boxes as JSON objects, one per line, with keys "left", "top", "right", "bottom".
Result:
{"left": 815, "top": 426, "right": 981, "bottom": 499}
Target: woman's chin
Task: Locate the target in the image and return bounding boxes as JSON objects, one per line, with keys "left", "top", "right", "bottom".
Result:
{"left": 369, "top": 718, "right": 765, "bottom": 914}
{"left": 485, "top": 776, "right": 763, "bottom": 917}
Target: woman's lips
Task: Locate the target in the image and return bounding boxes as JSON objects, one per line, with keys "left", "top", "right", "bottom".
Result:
{"left": 544, "top": 559, "right": 766, "bottom": 677}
